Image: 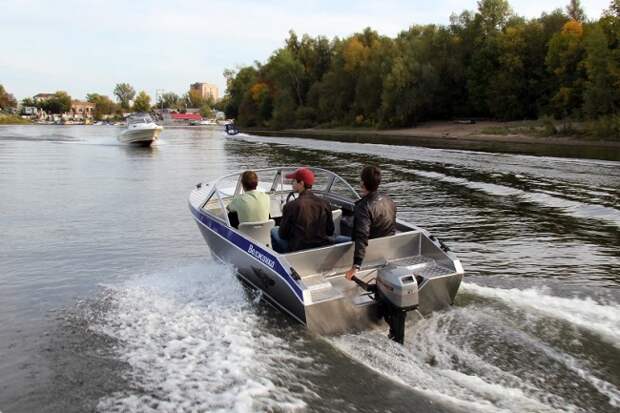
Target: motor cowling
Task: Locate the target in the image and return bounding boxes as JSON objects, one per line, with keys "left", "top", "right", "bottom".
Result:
{"left": 351, "top": 265, "right": 420, "bottom": 344}
{"left": 375, "top": 265, "right": 419, "bottom": 344}
{"left": 376, "top": 265, "right": 419, "bottom": 310}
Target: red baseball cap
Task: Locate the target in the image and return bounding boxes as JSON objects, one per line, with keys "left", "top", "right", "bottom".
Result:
{"left": 285, "top": 167, "right": 315, "bottom": 186}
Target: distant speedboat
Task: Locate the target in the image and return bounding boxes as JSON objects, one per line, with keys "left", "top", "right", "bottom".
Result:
{"left": 225, "top": 123, "right": 240, "bottom": 136}
{"left": 118, "top": 114, "right": 163, "bottom": 146}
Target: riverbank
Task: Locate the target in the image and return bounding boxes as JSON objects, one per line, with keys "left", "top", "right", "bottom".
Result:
{"left": 246, "top": 120, "right": 620, "bottom": 161}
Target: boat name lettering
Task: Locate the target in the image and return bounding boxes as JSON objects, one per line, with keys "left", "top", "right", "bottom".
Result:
{"left": 247, "top": 244, "right": 275, "bottom": 269}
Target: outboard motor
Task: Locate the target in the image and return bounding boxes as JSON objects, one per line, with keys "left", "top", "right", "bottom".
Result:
{"left": 352, "top": 265, "right": 419, "bottom": 344}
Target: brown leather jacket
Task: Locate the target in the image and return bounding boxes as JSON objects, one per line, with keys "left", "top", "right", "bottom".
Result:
{"left": 353, "top": 191, "right": 396, "bottom": 266}
{"left": 278, "top": 190, "right": 334, "bottom": 252}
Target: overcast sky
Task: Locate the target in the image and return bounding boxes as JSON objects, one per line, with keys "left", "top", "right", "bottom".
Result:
{"left": 0, "top": 0, "right": 610, "bottom": 101}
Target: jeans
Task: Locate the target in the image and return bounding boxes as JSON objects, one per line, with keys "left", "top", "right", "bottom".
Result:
{"left": 333, "top": 235, "right": 352, "bottom": 244}
{"left": 271, "top": 227, "right": 289, "bottom": 253}
{"left": 271, "top": 228, "right": 351, "bottom": 253}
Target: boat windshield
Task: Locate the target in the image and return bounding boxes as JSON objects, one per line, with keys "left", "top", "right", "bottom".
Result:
{"left": 211, "top": 167, "right": 360, "bottom": 201}
{"left": 128, "top": 115, "right": 153, "bottom": 124}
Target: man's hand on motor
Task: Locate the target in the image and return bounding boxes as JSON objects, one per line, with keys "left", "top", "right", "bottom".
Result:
{"left": 345, "top": 267, "right": 357, "bottom": 280}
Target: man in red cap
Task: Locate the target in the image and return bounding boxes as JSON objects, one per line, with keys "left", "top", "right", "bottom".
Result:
{"left": 271, "top": 167, "right": 335, "bottom": 252}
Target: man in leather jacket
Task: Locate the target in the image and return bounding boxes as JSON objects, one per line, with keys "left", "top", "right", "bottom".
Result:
{"left": 345, "top": 166, "right": 396, "bottom": 280}
{"left": 271, "top": 167, "right": 334, "bottom": 252}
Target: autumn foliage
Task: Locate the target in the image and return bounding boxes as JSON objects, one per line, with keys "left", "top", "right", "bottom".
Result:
{"left": 222, "top": 0, "right": 620, "bottom": 130}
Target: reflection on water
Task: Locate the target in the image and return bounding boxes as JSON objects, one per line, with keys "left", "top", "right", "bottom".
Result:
{"left": 0, "top": 126, "right": 618, "bottom": 412}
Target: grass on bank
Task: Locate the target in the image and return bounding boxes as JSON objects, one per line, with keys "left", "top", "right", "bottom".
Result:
{"left": 0, "top": 114, "right": 31, "bottom": 125}
{"left": 480, "top": 116, "right": 620, "bottom": 141}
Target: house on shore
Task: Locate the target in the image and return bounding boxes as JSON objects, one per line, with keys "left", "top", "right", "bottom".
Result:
{"left": 69, "top": 100, "right": 95, "bottom": 120}
{"left": 24, "top": 93, "right": 95, "bottom": 122}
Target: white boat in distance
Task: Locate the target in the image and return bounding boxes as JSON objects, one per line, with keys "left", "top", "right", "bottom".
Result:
{"left": 118, "top": 114, "right": 163, "bottom": 146}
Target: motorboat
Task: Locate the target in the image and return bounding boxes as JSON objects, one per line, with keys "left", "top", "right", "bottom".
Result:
{"left": 118, "top": 113, "right": 163, "bottom": 146}
{"left": 188, "top": 167, "right": 464, "bottom": 342}
{"left": 224, "top": 123, "right": 240, "bottom": 136}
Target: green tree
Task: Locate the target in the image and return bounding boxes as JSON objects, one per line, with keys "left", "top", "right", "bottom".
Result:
{"left": 157, "top": 92, "right": 180, "bottom": 109}
{"left": 477, "top": 0, "right": 513, "bottom": 35}
{"left": 41, "top": 91, "right": 72, "bottom": 114}
{"left": 607, "top": 0, "right": 620, "bottom": 16}
{"left": 268, "top": 48, "right": 305, "bottom": 107}
{"left": 114, "top": 83, "right": 136, "bottom": 110}
{"left": 200, "top": 104, "right": 214, "bottom": 118}
{"left": 582, "top": 14, "right": 620, "bottom": 117}
{"left": 566, "top": 0, "right": 586, "bottom": 22}
{"left": 21, "top": 97, "right": 36, "bottom": 108}
{"left": 546, "top": 19, "right": 587, "bottom": 118}
{"left": 86, "top": 93, "right": 117, "bottom": 120}
{"left": 132, "top": 91, "right": 151, "bottom": 112}
{"left": 223, "top": 66, "right": 258, "bottom": 120}
{"left": 487, "top": 23, "right": 531, "bottom": 119}
{"left": 465, "top": 0, "right": 514, "bottom": 115}
{"left": 186, "top": 89, "right": 205, "bottom": 108}
{"left": 380, "top": 54, "right": 439, "bottom": 126}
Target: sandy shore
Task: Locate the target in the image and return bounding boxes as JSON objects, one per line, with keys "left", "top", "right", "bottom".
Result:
{"left": 247, "top": 121, "right": 620, "bottom": 161}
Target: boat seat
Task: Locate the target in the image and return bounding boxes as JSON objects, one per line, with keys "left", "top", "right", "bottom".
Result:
{"left": 332, "top": 209, "right": 342, "bottom": 236}
{"left": 269, "top": 197, "right": 283, "bottom": 219}
{"left": 238, "top": 219, "right": 275, "bottom": 248}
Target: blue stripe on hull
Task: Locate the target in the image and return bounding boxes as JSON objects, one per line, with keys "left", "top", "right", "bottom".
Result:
{"left": 189, "top": 204, "right": 303, "bottom": 302}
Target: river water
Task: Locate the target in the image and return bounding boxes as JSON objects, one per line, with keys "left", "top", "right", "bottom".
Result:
{"left": 0, "top": 125, "right": 618, "bottom": 413}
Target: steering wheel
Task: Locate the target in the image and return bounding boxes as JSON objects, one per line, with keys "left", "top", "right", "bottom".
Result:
{"left": 285, "top": 191, "right": 298, "bottom": 204}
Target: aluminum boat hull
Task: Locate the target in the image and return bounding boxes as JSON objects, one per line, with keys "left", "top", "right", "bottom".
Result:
{"left": 189, "top": 167, "right": 464, "bottom": 336}
{"left": 191, "top": 206, "right": 306, "bottom": 322}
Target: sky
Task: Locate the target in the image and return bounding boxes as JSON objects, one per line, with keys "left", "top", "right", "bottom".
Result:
{"left": 0, "top": 0, "right": 611, "bottom": 101}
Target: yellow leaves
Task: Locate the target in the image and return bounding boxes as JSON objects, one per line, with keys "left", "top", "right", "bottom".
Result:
{"left": 250, "top": 83, "right": 269, "bottom": 103}
{"left": 562, "top": 20, "right": 584, "bottom": 37}
{"left": 553, "top": 86, "right": 574, "bottom": 107}
{"left": 343, "top": 38, "right": 370, "bottom": 72}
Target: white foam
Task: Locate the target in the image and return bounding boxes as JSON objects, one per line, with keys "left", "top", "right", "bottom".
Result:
{"left": 94, "top": 262, "right": 313, "bottom": 412}
{"left": 329, "top": 287, "right": 620, "bottom": 412}
{"left": 330, "top": 311, "right": 579, "bottom": 413}
{"left": 461, "top": 282, "right": 620, "bottom": 348}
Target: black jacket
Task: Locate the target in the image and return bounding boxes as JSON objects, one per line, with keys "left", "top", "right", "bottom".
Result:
{"left": 279, "top": 190, "right": 334, "bottom": 252}
{"left": 353, "top": 191, "right": 396, "bottom": 266}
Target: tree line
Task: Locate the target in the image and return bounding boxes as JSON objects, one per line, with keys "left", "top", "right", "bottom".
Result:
{"left": 221, "top": 0, "right": 620, "bottom": 135}
{"left": 0, "top": 83, "right": 216, "bottom": 120}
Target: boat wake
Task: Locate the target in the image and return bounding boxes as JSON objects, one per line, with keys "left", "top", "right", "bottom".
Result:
{"left": 330, "top": 282, "right": 620, "bottom": 413}
{"left": 461, "top": 282, "right": 620, "bottom": 348}
{"left": 410, "top": 169, "right": 620, "bottom": 228}
{"left": 93, "top": 262, "right": 315, "bottom": 412}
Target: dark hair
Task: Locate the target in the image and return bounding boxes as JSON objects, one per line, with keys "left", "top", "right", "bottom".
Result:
{"left": 297, "top": 179, "right": 312, "bottom": 190}
{"left": 241, "top": 171, "right": 258, "bottom": 191}
{"left": 361, "top": 166, "right": 381, "bottom": 192}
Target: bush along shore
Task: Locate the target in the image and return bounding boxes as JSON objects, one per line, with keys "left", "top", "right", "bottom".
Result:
{"left": 0, "top": 114, "right": 31, "bottom": 125}
{"left": 221, "top": 0, "right": 620, "bottom": 142}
